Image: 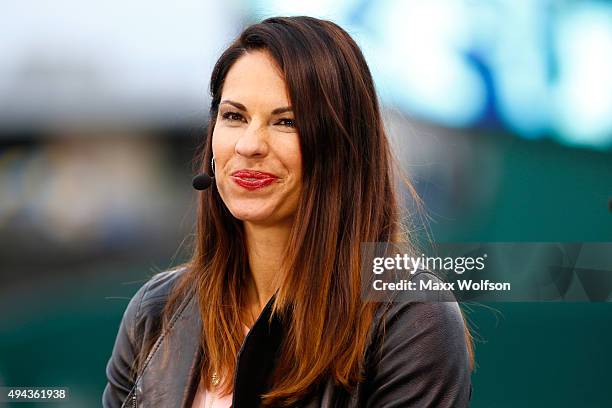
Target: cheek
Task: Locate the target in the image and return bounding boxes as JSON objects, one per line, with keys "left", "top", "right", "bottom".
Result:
{"left": 288, "top": 149, "right": 303, "bottom": 186}
{"left": 291, "top": 158, "right": 303, "bottom": 187}
{"left": 211, "top": 128, "right": 236, "bottom": 163}
{"left": 276, "top": 138, "right": 302, "bottom": 177}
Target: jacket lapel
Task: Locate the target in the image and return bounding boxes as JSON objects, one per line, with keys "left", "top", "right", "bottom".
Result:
{"left": 138, "top": 290, "right": 203, "bottom": 407}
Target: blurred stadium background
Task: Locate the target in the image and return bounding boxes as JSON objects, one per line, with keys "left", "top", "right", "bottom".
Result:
{"left": 1, "top": 1, "right": 611, "bottom": 406}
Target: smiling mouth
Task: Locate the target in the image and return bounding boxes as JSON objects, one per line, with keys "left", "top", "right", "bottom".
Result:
{"left": 231, "top": 170, "right": 278, "bottom": 190}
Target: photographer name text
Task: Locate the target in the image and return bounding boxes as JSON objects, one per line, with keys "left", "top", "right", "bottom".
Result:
{"left": 372, "top": 279, "right": 511, "bottom": 291}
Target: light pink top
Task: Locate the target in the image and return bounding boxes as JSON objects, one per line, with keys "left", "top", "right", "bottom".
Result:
{"left": 190, "top": 325, "right": 250, "bottom": 408}
{"left": 191, "top": 382, "right": 233, "bottom": 408}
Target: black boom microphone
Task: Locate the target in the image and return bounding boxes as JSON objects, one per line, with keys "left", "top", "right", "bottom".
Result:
{"left": 192, "top": 173, "right": 214, "bottom": 190}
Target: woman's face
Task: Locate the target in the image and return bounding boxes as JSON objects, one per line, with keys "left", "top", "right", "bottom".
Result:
{"left": 212, "top": 50, "right": 302, "bottom": 226}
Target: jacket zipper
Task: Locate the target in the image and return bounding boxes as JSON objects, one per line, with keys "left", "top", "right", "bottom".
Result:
{"left": 124, "top": 382, "right": 137, "bottom": 408}
{"left": 132, "top": 379, "right": 141, "bottom": 408}
{"left": 120, "top": 386, "right": 137, "bottom": 408}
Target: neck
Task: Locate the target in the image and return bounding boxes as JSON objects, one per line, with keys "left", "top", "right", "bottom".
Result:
{"left": 242, "top": 219, "right": 292, "bottom": 324}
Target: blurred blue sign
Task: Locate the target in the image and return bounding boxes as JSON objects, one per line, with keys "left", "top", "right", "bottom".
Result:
{"left": 254, "top": 0, "right": 612, "bottom": 149}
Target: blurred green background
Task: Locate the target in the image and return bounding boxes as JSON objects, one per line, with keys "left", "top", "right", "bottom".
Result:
{"left": 1, "top": 129, "right": 610, "bottom": 407}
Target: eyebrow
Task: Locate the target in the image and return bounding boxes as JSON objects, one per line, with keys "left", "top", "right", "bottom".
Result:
{"left": 220, "top": 99, "right": 293, "bottom": 115}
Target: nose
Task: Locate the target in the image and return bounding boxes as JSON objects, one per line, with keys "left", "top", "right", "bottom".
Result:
{"left": 235, "top": 119, "right": 269, "bottom": 158}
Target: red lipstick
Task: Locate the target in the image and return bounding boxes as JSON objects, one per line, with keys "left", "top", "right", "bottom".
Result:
{"left": 231, "top": 170, "right": 278, "bottom": 190}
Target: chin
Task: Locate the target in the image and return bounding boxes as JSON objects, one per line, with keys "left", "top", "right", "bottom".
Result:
{"left": 227, "top": 201, "right": 276, "bottom": 223}
{"left": 231, "top": 211, "right": 271, "bottom": 223}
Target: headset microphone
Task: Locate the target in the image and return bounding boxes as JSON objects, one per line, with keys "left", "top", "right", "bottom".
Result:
{"left": 192, "top": 173, "right": 214, "bottom": 190}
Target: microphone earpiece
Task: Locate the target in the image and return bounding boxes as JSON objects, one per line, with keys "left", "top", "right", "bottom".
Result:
{"left": 192, "top": 173, "right": 214, "bottom": 190}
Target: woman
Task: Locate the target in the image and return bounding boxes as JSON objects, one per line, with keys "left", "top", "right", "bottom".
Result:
{"left": 103, "top": 16, "right": 473, "bottom": 408}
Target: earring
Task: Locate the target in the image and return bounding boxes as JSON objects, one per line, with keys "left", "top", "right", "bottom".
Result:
{"left": 211, "top": 156, "right": 215, "bottom": 176}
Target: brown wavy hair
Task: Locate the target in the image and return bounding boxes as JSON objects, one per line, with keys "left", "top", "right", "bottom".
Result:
{"left": 138, "top": 15, "right": 473, "bottom": 407}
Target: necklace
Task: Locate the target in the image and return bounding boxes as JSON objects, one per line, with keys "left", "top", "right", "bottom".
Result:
{"left": 206, "top": 373, "right": 220, "bottom": 408}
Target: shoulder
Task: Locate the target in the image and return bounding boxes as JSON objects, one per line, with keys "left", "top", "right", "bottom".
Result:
{"left": 363, "top": 271, "right": 472, "bottom": 407}
{"left": 103, "top": 266, "right": 191, "bottom": 407}
{"left": 138, "top": 266, "right": 189, "bottom": 312}
{"left": 122, "top": 266, "right": 190, "bottom": 346}
{"left": 369, "top": 271, "right": 470, "bottom": 360}
{"left": 370, "top": 271, "right": 466, "bottom": 331}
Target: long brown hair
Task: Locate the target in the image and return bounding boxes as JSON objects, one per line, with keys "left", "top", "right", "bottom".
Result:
{"left": 141, "top": 16, "right": 473, "bottom": 407}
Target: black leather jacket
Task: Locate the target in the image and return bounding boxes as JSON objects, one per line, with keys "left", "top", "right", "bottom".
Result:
{"left": 103, "top": 268, "right": 472, "bottom": 407}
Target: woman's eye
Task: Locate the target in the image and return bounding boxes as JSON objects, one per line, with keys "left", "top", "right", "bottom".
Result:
{"left": 221, "top": 112, "right": 244, "bottom": 122}
{"left": 221, "top": 112, "right": 294, "bottom": 128}
{"left": 277, "top": 118, "right": 295, "bottom": 128}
